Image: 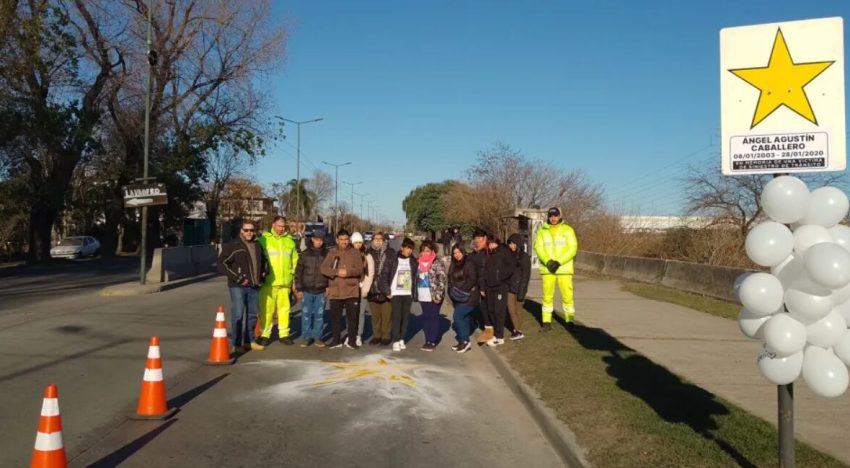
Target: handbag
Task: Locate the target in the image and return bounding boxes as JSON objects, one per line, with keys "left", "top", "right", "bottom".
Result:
{"left": 449, "top": 285, "right": 472, "bottom": 303}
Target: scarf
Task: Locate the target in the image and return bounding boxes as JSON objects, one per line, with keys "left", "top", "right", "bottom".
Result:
{"left": 418, "top": 251, "right": 436, "bottom": 273}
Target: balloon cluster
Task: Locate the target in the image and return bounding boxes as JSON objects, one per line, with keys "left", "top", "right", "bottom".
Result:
{"left": 737, "top": 176, "right": 850, "bottom": 398}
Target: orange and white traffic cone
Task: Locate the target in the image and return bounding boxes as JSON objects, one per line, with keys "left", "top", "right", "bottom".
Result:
{"left": 205, "top": 306, "right": 235, "bottom": 366}
{"left": 31, "top": 384, "right": 66, "bottom": 468}
{"left": 131, "top": 337, "right": 177, "bottom": 420}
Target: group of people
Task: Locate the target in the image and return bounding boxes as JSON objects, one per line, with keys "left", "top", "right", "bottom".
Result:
{"left": 217, "top": 207, "right": 577, "bottom": 357}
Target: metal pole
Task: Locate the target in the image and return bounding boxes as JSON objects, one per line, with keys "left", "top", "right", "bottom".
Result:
{"left": 296, "top": 122, "right": 301, "bottom": 219}
{"left": 322, "top": 161, "right": 350, "bottom": 235}
{"left": 779, "top": 383, "right": 794, "bottom": 467}
{"left": 140, "top": 0, "right": 153, "bottom": 285}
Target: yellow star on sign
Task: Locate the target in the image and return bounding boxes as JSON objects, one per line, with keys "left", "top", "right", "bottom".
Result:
{"left": 729, "top": 28, "right": 834, "bottom": 129}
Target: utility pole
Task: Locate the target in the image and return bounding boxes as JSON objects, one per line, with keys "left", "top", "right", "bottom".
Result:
{"left": 275, "top": 116, "right": 323, "bottom": 220}
{"left": 139, "top": 0, "right": 155, "bottom": 285}
{"left": 322, "top": 161, "right": 351, "bottom": 234}
{"left": 355, "top": 192, "right": 368, "bottom": 230}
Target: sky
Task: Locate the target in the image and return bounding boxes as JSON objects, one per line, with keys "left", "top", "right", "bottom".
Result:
{"left": 253, "top": 0, "right": 850, "bottom": 226}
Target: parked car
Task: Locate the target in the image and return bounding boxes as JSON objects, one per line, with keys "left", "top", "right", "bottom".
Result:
{"left": 50, "top": 236, "right": 100, "bottom": 259}
{"left": 363, "top": 231, "right": 374, "bottom": 242}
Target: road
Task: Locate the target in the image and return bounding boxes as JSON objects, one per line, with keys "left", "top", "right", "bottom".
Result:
{"left": 0, "top": 257, "right": 138, "bottom": 311}
{"left": 0, "top": 271, "right": 566, "bottom": 467}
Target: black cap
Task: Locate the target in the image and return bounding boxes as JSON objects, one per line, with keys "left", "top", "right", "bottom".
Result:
{"left": 548, "top": 207, "right": 560, "bottom": 217}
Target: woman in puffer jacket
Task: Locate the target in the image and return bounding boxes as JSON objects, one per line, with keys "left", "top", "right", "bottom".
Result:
{"left": 352, "top": 232, "right": 374, "bottom": 347}
{"left": 416, "top": 239, "right": 447, "bottom": 351}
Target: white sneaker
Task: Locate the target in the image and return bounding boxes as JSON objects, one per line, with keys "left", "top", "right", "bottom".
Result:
{"left": 356, "top": 336, "right": 362, "bottom": 347}
{"left": 487, "top": 337, "right": 505, "bottom": 347}
{"left": 392, "top": 341, "right": 402, "bottom": 352}
{"left": 399, "top": 340, "right": 406, "bottom": 350}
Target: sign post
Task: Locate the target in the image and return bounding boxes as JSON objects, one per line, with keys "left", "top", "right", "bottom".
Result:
{"left": 721, "top": 17, "right": 845, "bottom": 467}
{"left": 123, "top": 183, "right": 168, "bottom": 209}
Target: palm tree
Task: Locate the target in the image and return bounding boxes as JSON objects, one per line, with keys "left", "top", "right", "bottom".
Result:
{"left": 284, "top": 178, "right": 316, "bottom": 219}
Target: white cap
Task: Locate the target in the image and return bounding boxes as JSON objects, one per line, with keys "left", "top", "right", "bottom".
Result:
{"left": 351, "top": 232, "right": 364, "bottom": 244}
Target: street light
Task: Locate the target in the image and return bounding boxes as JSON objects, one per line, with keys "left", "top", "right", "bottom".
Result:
{"left": 342, "top": 181, "right": 362, "bottom": 230}
{"left": 355, "top": 192, "right": 368, "bottom": 229}
{"left": 275, "top": 115, "right": 323, "bottom": 220}
{"left": 139, "top": 0, "right": 155, "bottom": 285}
{"left": 322, "top": 160, "right": 351, "bottom": 233}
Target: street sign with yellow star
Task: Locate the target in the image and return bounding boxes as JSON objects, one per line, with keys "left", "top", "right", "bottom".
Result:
{"left": 721, "top": 17, "right": 845, "bottom": 175}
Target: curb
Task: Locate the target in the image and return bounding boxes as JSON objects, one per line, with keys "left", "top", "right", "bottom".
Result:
{"left": 99, "top": 272, "right": 219, "bottom": 296}
{"left": 482, "top": 346, "right": 589, "bottom": 468}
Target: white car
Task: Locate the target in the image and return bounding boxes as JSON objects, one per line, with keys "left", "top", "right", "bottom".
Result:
{"left": 50, "top": 236, "right": 101, "bottom": 259}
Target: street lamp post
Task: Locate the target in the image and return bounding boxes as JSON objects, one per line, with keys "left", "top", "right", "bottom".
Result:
{"left": 322, "top": 160, "right": 351, "bottom": 234}
{"left": 342, "top": 181, "right": 362, "bottom": 231}
{"left": 139, "top": 0, "right": 155, "bottom": 285}
{"left": 355, "top": 192, "right": 368, "bottom": 230}
{"left": 275, "top": 116, "right": 323, "bottom": 220}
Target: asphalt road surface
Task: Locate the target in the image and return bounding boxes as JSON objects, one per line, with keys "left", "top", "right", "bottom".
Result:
{"left": 0, "top": 275, "right": 565, "bottom": 467}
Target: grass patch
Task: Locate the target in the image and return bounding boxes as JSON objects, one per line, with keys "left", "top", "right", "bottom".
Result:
{"left": 620, "top": 280, "right": 740, "bottom": 320}
{"left": 498, "top": 301, "right": 845, "bottom": 467}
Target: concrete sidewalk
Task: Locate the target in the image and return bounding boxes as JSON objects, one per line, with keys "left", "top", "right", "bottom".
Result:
{"left": 527, "top": 274, "right": 850, "bottom": 464}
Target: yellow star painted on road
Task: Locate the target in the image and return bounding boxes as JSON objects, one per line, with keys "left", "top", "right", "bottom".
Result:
{"left": 314, "top": 358, "right": 421, "bottom": 387}
{"left": 729, "top": 28, "right": 833, "bottom": 128}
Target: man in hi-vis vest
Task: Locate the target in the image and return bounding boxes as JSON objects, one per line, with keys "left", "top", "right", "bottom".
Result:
{"left": 534, "top": 207, "right": 578, "bottom": 331}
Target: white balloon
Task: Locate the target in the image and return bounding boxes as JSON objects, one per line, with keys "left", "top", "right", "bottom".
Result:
{"left": 745, "top": 222, "right": 794, "bottom": 267}
{"left": 772, "top": 253, "right": 805, "bottom": 289}
{"left": 739, "top": 308, "right": 772, "bottom": 339}
{"left": 802, "top": 346, "right": 849, "bottom": 398}
{"left": 806, "top": 310, "right": 847, "bottom": 348}
{"left": 793, "top": 225, "right": 832, "bottom": 255}
{"left": 758, "top": 344, "right": 803, "bottom": 385}
{"left": 762, "top": 176, "right": 810, "bottom": 224}
{"left": 784, "top": 287, "right": 832, "bottom": 323}
{"left": 829, "top": 224, "right": 850, "bottom": 253}
{"left": 800, "top": 186, "right": 850, "bottom": 227}
{"left": 834, "top": 299, "right": 850, "bottom": 324}
{"left": 833, "top": 330, "right": 850, "bottom": 367}
{"left": 804, "top": 242, "right": 850, "bottom": 289}
{"left": 733, "top": 272, "right": 752, "bottom": 300}
{"left": 739, "top": 273, "right": 785, "bottom": 316}
{"left": 832, "top": 282, "right": 850, "bottom": 305}
{"left": 764, "top": 313, "right": 808, "bottom": 356}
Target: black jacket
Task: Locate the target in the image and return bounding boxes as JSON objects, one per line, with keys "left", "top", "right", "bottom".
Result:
{"left": 295, "top": 245, "right": 328, "bottom": 293}
{"left": 468, "top": 247, "right": 489, "bottom": 292}
{"left": 218, "top": 238, "right": 268, "bottom": 288}
{"left": 368, "top": 245, "right": 397, "bottom": 302}
{"left": 385, "top": 253, "right": 418, "bottom": 301}
{"left": 483, "top": 244, "right": 517, "bottom": 292}
{"left": 507, "top": 234, "right": 532, "bottom": 300}
{"left": 449, "top": 256, "right": 479, "bottom": 305}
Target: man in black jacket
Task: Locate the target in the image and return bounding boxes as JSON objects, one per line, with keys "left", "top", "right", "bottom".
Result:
{"left": 507, "top": 233, "right": 531, "bottom": 340}
{"left": 218, "top": 220, "right": 268, "bottom": 354}
{"left": 367, "top": 232, "right": 397, "bottom": 346}
{"left": 294, "top": 230, "right": 329, "bottom": 347}
{"left": 483, "top": 238, "right": 517, "bottom": 346}
{"left": 468, "top": 229, "right": 492, "bottom": 345}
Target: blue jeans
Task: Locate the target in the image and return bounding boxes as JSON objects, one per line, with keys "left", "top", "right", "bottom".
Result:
{"left": 453, "top": 304, "right": 476, "bottom": 343}
{"left": 229, "top": 286, "right": 259, "bottom": 348}
{"left": 301, "top": 292, "right": 326, "bottom": 340}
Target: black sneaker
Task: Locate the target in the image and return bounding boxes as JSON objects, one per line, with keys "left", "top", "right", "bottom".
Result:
{"left": 300, "top": 339, "right": 314, "bottom": 348}
{"left": 456, "top": 341, "right": 472, "bottom": 353}
{"left": 380, "top": 339, "right": 391, "bottom": 347}
{"left": 328, "top": 340, "right": 343, "bottom": 349}
{"left": 420, "top": 342, "right": 435, "bottom": 352}
{"left": 255, "top": 337, "right": 271, "bottom": 347}
{"left": 281, "top": 337, "right": 295, "bottom": 345}
{"left": 369, "top": 338, "right": 381, "bottom": 345}
{"left": 566, "top": 322, "right": 576, "bottom": 331}
{"left": 510, "top": 330, "right": 525, "bottom": 341}
{"left": 540, "top": 323, "right": 552, "bottom": 333}
{"left": 345, "top": 341, "right": 360, "bottom": 350}
{"left": 451, "top": 341, "right": 461, "bottom": 351}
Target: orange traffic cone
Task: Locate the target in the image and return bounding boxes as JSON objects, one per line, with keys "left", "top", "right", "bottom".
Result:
{"left": 131, "top": 337, "right": 177, "bottom": 420}
{"left": 205, "top": 306, "right": 235, "bottom": 365}
{"left": 31, "top": 384, "right": 66, "bottom": 468}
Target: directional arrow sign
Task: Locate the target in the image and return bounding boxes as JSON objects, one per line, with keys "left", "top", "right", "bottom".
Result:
{"left": 123, "top": 183, "right": 167, "bottom": 208}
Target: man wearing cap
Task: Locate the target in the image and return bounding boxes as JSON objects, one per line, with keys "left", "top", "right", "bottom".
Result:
{"left": 534, "top": 207, "right": 578, "bottom": 331}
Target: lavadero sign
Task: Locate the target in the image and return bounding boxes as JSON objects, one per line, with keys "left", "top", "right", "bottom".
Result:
{"left": 123, "top": 183, "right": 168, "bottom": 208}
{"left": 720, "top": 17, "right": 845, "bottom": 175}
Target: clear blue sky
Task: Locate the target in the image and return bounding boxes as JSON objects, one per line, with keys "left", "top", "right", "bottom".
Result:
{"left": 253, "top": 1, "right": 849, "bottom": 226}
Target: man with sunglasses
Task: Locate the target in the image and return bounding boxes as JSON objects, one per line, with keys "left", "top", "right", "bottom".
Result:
{"left": 218, "top": 220, "right": 268, "bottom": 355}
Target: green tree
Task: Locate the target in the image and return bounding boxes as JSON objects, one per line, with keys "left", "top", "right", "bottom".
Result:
{"left": 402, "top": 181, "right": 461, "bottom": 238}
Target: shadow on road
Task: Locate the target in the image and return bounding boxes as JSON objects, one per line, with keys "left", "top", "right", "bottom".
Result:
{"left": 167, "top": 373, "right": 230, "bottom": 409}
{"left": 522, "top": 299, "right": 757, "bottom": 468}
{"left": 86, "top": 419, "right": 178, "bottom": 468}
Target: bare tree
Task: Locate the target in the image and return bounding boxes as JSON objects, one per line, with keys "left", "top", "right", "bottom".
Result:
{"left": 308, "top": 169, "right": 334, "bottom": 220}
{"left": 203, "top": 145, "right": 253, "bottom": 242}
